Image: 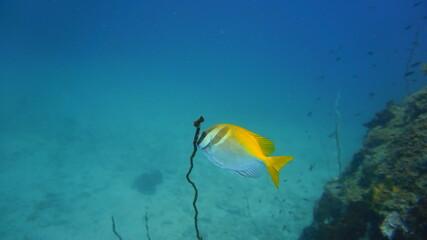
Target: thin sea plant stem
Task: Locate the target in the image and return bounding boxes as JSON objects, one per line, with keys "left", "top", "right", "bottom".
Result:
{"left": 334, "top": 91, "right": 342, "bottom": 174}
{"left": 186, "top": 116, "right": 204, "bottom": 240}
{"left": 145, "top": 210, "right": 152, "bottom": 240}
{"left": 111, "top": 216, "right": 124, "bottom": 240}
{"left": 403, "top": 27, "right": 420, "bottom": 95}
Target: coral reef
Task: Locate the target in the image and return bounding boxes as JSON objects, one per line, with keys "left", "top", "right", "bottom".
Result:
{"left": 299, "top": 87, "right": 427, "bottom": 240}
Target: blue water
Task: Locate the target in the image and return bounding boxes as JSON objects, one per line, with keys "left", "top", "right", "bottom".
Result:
{"left": 0, "top": 1, "right": 426, "bottom": 239}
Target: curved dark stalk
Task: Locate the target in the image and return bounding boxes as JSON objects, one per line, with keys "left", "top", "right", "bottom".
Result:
{"left": 185, "top": 116, "right": 204, "bottom": 240}
{"left": 334, "top": 91, "right": 342, "bottom": 174}
{"left": 111, "top": 216, "right": 124, "bottom": 240}
{"left": 404, "top": 27, "right": 420, "bottom": 95}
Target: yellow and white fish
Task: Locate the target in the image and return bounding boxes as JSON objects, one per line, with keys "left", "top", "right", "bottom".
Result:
{"left": 197, "top": 123, "right": 294, "bottom": 188}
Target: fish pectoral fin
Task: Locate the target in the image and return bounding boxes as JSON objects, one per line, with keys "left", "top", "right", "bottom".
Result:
{"left": 265, "top": 156, "right": 294, "bottom": 189}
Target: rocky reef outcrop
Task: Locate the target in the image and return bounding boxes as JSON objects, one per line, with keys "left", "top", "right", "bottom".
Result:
{"left": 299, "top": 87, "right": 427, "bottom": 240}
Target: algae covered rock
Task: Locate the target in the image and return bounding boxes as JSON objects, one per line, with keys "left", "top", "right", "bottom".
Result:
{"left": 299, "top": 87, "right": 427, "bottom": 240}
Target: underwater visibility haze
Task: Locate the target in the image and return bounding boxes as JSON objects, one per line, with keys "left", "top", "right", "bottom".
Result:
{"left": 0, "top": 0, "right": 426, "bottom": 239}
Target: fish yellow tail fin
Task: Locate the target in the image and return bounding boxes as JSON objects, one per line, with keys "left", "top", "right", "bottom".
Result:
{"left": 265, "top": 156, "right": 294, "bottom": 189}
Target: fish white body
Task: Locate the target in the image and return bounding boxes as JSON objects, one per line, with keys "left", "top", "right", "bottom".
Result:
{"left": 201, "top": 133, "right": 265, "bottom": 177}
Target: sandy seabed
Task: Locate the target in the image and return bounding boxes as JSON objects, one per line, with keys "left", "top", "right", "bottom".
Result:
{"left": 0, "top": 114, "right": 360, "bottom": 240}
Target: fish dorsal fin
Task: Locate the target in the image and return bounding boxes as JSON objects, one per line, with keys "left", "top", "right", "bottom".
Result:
{"left": 226, "top": 124, "right": 275, "bottom": 156}
{"left": 249, "top": 132, "right": 275, "bottom": 156}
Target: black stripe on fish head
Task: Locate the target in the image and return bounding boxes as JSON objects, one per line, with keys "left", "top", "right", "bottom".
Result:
{"left": 197, "top": 131, "right": 207, "bottom": 146}
{"left": 197, "top": 126, "right": 216, "bottom": 149}
{"left": 211, "top": 126, "right": 229, "bottom": 145}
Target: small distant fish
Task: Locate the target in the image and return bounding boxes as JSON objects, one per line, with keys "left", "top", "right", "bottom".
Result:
{"left": 197, "top": 123, "right": 294, "bottom": 188}
{"left": 307, "top": 111, "right": 313, "bottom": 117}
{"left": 404, "top": 71, "right": 414, "bottom": 76}
{"left": 309, "top": 163, "right": 316, "bottom": 171}
{"left": 352, "top": 75, "right": 359, "bottom": 78}
{"left": 369, "top": 92, "right": 375, "bottom": 97}
{"left": 316, "top": 75, "right": 325, "bottom": 80}
{"left": 413, "top": 2, "right": 422, "bottom": 7}
{"left": 355, "top": 113, "right": 360, "bottom": 117}
{"left": 328, "top": 50, "right": 335, "bottom": 54}
{"left": 410, "top": 61, "right": 421, "bottom": 67}
{"left": 315, "top": 97, "right": 322, "bottom": 101}
{"left": 368, "top": 5, "right": 377, "bottom": 10}
{"left": 404, "top": 25, "right": 413, "bottom": 30}
{"left": 372, "top": 64, "right": 377, "bottom": 67}
{"left": 336, "top": 57, "right": 341, "bottom": 62}
{"left": 367, "top": 51, "right": 374, "bottom": 56}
